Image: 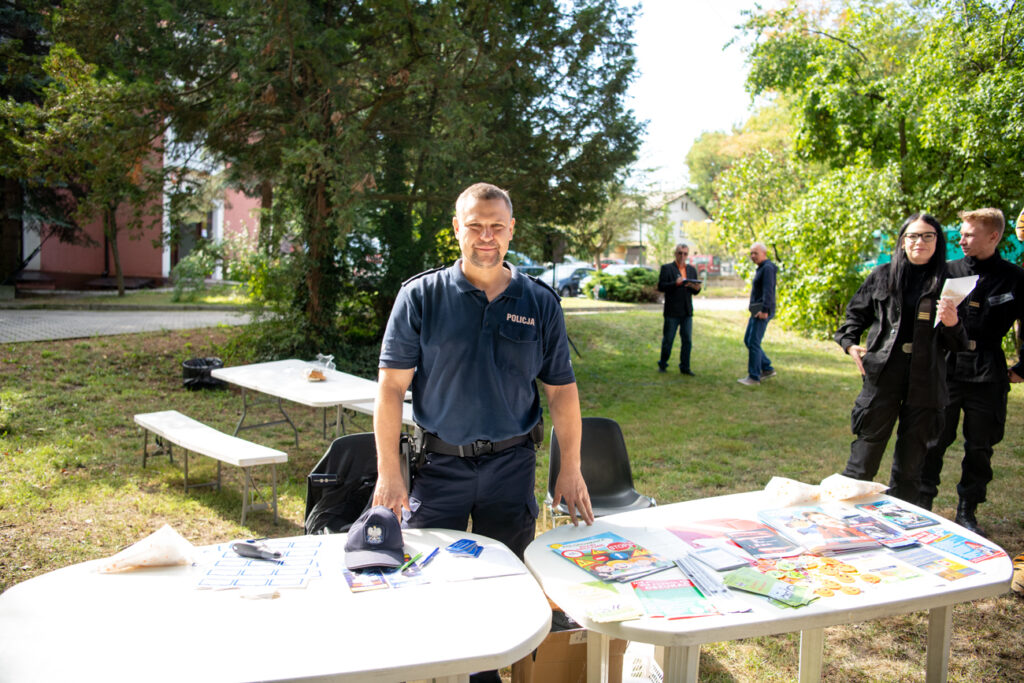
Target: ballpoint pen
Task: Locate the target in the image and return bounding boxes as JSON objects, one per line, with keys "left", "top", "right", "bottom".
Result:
{"left": 419, "top": 547, "right": 440, "bottom": 567}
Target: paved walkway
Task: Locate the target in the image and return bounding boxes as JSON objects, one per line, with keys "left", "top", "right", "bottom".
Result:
{"left": 0, "top": 298, "right": 746, "bottom": 343}
{"left": 0, "top": 309, "right": 251, "bottom": 343}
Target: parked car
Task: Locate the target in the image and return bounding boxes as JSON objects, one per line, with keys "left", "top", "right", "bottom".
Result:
{"left": 517, "top": 264, "right": 546, "bottom": 277}
{"left": 691, "top": 254, "right": 721, "bottom": 278}
{"left": 600, "top": 258, "right": 625, "bottom": 269}
{"left": 537, "top": 263, "right": 595, "bottom": 297}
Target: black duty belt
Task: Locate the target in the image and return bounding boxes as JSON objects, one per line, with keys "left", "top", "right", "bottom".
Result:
{"left": 419, "top": 430, "right": 533, "bottom": 458}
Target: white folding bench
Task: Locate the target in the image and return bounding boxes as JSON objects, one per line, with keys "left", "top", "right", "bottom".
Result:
{"left": 134, "top": 410, "right": 287, "bottom": 524}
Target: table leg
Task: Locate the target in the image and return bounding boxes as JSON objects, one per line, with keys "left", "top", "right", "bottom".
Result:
{"left": 586, "top": 631, "right": 611, "bottom": 683}
{"left": 799, "top": 628, "right": 824, "bottom": 683}
{"left": 926, "top": 605, "right": 952, "bottom": 683}
{"left": 661, "top": 644, "right": 700, "bottom": 682}
{"left": 232, "top": 388, "right": 250, "bottom": 436}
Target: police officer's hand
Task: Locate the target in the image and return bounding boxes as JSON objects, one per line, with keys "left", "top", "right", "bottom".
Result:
{"left": 1010, "top": 370, "right": 1024, "bottom": 383}
{"left": 553, "top": 468, "right": 594, "bottom": 527}
{"left": 848, "top": 345, "right": 867, "bottom": 376}
{"left": 372, "top": 471, "right": 409, "bottom": 522}
{"left": 937, "top": 297, "right": 958, "bottom": 327}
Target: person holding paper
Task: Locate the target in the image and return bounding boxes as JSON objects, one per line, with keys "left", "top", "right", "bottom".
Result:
{"left": 920, "top": 208, "right": 1024, "bottom": 535}
{"left": 738, "top": 242, "right": 778, "bottom": 385}
{"left": 835, "top": 213, "right": 967, "bottom": 505}
{"left": 657, "top": 243, "right": 702, "bottom": 374}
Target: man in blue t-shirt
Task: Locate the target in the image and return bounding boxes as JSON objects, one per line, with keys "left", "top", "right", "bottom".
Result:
{"left": 373, "top": 182, "right": 593, "bottom": 561}
{"left": 738, "top": 242, "right": 778, "bottom": 386}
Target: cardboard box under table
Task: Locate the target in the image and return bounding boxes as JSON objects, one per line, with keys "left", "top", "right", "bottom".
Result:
{"left": 513, "top": 609, "right": 628, "bottom": 683}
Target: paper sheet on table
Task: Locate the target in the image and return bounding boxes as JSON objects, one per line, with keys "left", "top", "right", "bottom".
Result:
{"left": 424, "top": 546, "right": 527, "bottom": 582}
{"left": 935, "top": 275, "right": 979, "bottom": 327}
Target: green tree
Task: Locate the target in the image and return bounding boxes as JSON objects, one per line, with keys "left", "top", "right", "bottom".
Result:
{"left": 0, "top": 1, "right": 92, "bottom": 285}
{"left": 645, "top": 205, "right": 675, "bottom": 265}
{"left": 57, "top": 0, "right": 642, "bottom": 351}
{"left": 714, "top": 0, "right": 1024, "bottom": 337}
{"left": 567, "top": 184, "right": 644, "bottom": 268}
{"left": 4, "top": 45, "right": 165, "bottom": 296}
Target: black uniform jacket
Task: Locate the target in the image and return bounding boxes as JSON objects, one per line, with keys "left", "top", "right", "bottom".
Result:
{"left": 946, "top": 254, "right": 1024, "bottom": 385}
{"left": 835, "top": 263, "right": 968, "bottom": 407}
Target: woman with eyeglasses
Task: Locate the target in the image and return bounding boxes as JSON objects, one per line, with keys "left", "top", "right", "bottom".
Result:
{"left": 834, "top": 213, "right": 968, "bottom": 505}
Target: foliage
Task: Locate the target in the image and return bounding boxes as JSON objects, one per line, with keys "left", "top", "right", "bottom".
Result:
{"left": 644, "top": 205, "right": 675, "bottom": 265}
{"left": 54, "top": 0, "right": 642, "bottom": 351}
{"left": 566, "top": 183, "right": 645, "bottom": 268}
{"left": 705, "top": 0, "right": 1024, "bottom": 338}
{"left": 741, "top": 0, "right": 1024, "bottom": 221}
{"left": 170, "top": 241, "right": 222, "bottom": 303}
{"left": 582, "top": 266, "right": 659, "bottom": 302}
{"left": 2, "top": 44, "right": 166, "bottom": 296}
{"left": 684, "top": 97, "right": 797, "bottom": 213}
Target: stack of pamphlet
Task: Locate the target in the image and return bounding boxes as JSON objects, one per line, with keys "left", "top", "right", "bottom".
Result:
{"left": 549, "top": 532, "right": 674, "bottom": 583}
{"left": 758, "top": 505, "right": 881, "bottom": 556}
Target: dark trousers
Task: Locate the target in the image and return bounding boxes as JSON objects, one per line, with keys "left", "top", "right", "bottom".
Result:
{"left": 921, "top": 380, "right": 1007, "bottom": 504}
{"left": 842, "top": 364, "right": 942, "bottom": 506}
{"left": 402, "top": 444, "right": 538, "bottom": 559}
{"left": 743, "top": 315, "right": 773, "bottom": 380}
{"left": 659, "top": 315, "right": 693, "bottom": 371}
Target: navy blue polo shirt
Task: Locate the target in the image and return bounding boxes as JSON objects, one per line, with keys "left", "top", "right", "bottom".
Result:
{"left": 379, "top": 260, "right": 575, "bottom": 445}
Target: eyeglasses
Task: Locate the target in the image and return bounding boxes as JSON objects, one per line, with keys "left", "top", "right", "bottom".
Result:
{"left": 676, "top": 251, "right": 688, "bottom": 255}
{"left": 904, "top": 232, "right": 937, "bottom": 243}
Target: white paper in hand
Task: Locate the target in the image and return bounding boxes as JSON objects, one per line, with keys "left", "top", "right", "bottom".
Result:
{"left": 935, "top": 275, "right": 979, "bottom": 327}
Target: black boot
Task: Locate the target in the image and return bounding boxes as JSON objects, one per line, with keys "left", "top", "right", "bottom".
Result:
{"left": 955, "top": 499, "right": 985, "bottom": 537}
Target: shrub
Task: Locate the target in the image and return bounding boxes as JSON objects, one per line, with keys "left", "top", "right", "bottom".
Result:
{"left": 583, "top": 267, "right": 659, "bottom": 303}
{"left": 171, "top": 242, "right": 223, "bottom": 302}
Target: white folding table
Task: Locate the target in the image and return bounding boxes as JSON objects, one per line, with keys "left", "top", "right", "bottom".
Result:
{"left": 525, "top": 491, "right": 1012, "bottom": 683}
{"left": 212, "top": 359, "right": 404, "bottom": 445}
{"left": 0, "top": 529, "right": 551, "bottom": 682}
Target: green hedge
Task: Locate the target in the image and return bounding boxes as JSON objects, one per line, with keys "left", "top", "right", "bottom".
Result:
{"left": 582, "top": 267, "right": 660, "bottom": 303}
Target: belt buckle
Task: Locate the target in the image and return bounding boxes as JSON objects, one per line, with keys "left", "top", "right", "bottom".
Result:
{"left": 472, "top": 439, "right": 493, "bottom": 456}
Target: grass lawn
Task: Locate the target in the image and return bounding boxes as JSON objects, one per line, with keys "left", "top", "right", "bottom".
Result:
{"left": 1, "top": 308, "right": 1021, "bottom": 681}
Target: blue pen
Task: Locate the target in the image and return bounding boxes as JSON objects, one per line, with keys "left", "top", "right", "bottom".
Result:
{"left": 419, "top": 547, "right": 440, "bottom": 567}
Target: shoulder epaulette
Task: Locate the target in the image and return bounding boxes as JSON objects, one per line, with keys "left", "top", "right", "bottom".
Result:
{"left": 525, "top": 273, "right": 561, "bottom": 299}
{"left": 401, "top": 265, "right": 447, "bottom": 287}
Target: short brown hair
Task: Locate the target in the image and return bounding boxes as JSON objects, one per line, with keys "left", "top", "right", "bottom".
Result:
{"left": 958, "top": 207, "right": 1005, "bottom": 235}
{"left": 455, "top": 183, "right": 513, "bottom": 218}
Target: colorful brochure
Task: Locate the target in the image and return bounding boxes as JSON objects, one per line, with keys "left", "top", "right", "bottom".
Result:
{"left": 907, "top": 528, "right": 1006, "bottom": 563}
{"left": 722, "top": 566, "right": 817, "bottom": 608}
{"left": 855, "top": 500, "right": 938, "bottom": 530}
{"left": 897, "top": 546, "right": 979, "bottom": 581}
{"left": 631, "top": 578, "right": 719, "bottom": 618}
{"left": 549, "top": 532, "right": 674, "bottom": 583}
{"left": 726, "top": 526, "right": 803, "bottom": 559}
{"left": 758, "top": 506, "right": 880, "bottom": 555}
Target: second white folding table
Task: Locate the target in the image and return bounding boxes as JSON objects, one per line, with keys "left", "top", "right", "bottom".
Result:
{"left": 212, "top": 359, "right": 411, "bottom": 446}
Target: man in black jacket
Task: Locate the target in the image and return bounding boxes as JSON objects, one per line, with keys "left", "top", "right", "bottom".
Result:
{"left": 657, "top": 243, "right": 702, "bottom": 374}
{"left": 920, "top": 208, "right": 1024, "bottom": 536}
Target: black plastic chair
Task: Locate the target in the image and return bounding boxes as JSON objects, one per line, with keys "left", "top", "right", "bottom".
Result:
{"left": 304, "top": 432, "right": 379, "bottom": 535}
{"left": 544, "top": 417, "right": 656, "bottom": 526}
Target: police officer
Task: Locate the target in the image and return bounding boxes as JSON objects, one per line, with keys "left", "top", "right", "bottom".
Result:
{"left": 920, "top": 208, "right": 1024, "bottom": 536}
{"left": 835, "top": 214, "right": 966, "bottom": 505}
{"left": 373, "top": 182, "right": 594, "bottom": 565}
